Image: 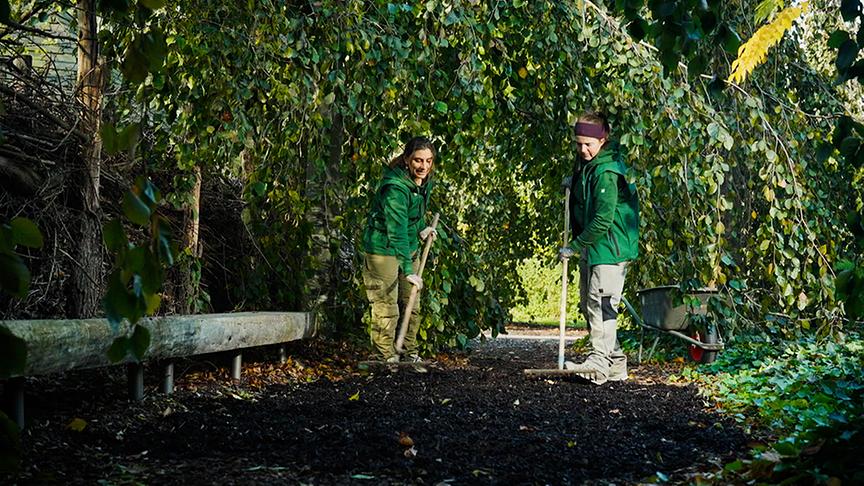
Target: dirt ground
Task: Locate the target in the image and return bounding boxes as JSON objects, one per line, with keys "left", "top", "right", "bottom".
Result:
{"left": 5, "top": 331, "right": 748, "bottom": 485}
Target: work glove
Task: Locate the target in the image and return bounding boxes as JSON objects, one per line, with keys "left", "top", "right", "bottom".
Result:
{"left": 406, "top": 274, "right": 423, "bottom": 290}
{"left": 558, "top": 246, "right": 575, "bottom": 260}
{"left": 561, "top": 175, "right": 572, "bottom": 191}
{"left": 419, "top": 226, "right": 437, "bottom": 241}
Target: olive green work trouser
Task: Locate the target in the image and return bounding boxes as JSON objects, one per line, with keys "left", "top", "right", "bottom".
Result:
{"left": 579, "top": 254, "right": 629, "bottom": 380}
{"left": 362, "top": 253, "right": 422, "bottom": 360}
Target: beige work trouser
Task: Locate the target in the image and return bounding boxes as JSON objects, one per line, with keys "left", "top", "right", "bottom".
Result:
{"left": 362, "top": 253, "right": 422, "bottom": 360}
{"left": 579, "top": 254, "right": 628, "bottom": 380}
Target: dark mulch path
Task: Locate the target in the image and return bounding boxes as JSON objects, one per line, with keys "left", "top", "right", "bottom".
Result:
{"left": 5, "top": 335, "right": 747, "bottom": 485}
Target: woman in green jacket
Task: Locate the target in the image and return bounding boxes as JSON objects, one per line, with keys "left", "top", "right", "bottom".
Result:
{"left": 559, "top": 112, "right": 640, "bottom": 385}
{"left": 362, "top": 137, "right": 437, "bottom": 365}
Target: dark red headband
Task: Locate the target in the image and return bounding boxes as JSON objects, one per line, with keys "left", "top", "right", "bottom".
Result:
{"left": 575, "top": 122, "right": 608, "bottom": 139}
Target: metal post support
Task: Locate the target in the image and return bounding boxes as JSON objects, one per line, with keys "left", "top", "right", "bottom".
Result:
{"left": 127, "top": 363, "right": 144, "bottom": 401}
{"left": 278, "top": 345, "right": 287, "bottom": 364}
{"left": 5, "top": 377, "right": 26, "bottom": 429}
{"left": 162, "top": 362, "right": 174, "bottom": 395}
{"left": 647, "top": 335, "right": 660, "bottom": 363}
{"left": 231, "top": 353, "right": 242, "bottom": 380}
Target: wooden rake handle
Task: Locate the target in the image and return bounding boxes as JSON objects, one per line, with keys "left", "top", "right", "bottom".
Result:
{"left": 394, "top": 213, "right": 440, "bottom": 354}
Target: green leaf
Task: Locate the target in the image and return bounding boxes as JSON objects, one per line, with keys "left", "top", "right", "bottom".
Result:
{"left": 707, "top": 122, "right": 721, "bottom": 140}
{"left": 120, "top": 40, "right": 149, "bottom": 84}
{"left": 139, "top": 255, "right": 163, "bottom": 293}
{"left": 627, "top": 18, "right": 649, "bottom": 40}
{"left": 117, "top": 123, "right": 140, "bottom": 153}
{"left": 836, "top": 40, "right": 859, "bottom": 71}
{"left": 137, "top": 176, "right": 160, "bottom": 207}
{"left": 103, "top": 219, "right": 128, "bottom": 252}
{"left": 754, "top": 0, "right": 781, "bottom": 24}
{"left": 251, "top": 182, "right": 267, "bottom": 196}
{"left": 101, "top": 123, "right": 119, "bottom": 155}
{"left": 840, "top": 0, "right": 861, "bottom": 22}
{"left": 104, "top": 271, "right": 135, "bottom": 328}
{"left": 10, "top": 217, "right": 43, "bottom": 248}
{"left": 0, "top": 224, "right": 12, "bottom": 253}
{"left": 433, "top": 101, "right": 448, "bottom": 113}
{"left": 125, "top": 246, "right": 146, "bottom": 273}
{"left": 840, "top": 136, "right": 860, "bottom": 159}
{"left": 144, "top": 292, "right": 161, "bottom": 314}
{"left": 122, "top": 191, "right": 151, "bottom": 226}
{"left": 719, "top": 24, "right": 741, "bottom": 55}
{"left": 698, "top": 12, "right": 717, "bottom": 34}
{"left": 99, "top": 0, "right": 132, "bottom": 14}
{"left": 0, "top": 325, "right": 27, "bottom": 379}
{"left": 0, "top": 0, "right": 10, "bottom": 24}
{"left": 139, "top": 0, "right": 167, "bottom": 9}
{"left": 827, "top": 30, "right": 850, "bottom": 49}
{"left": 772, "top": 440, "right": 800, "bottom": 456}
{"left": 0, "top": 253, "right": 30, "bottom": 298}
{"left": 107, "top": 336, "right": 129, "bottom": 363}
{"left": 157, "top": 227, "right": 176, "bottom": 266}
{"left": 141, "top": 29, "right": 168, "bottom": 71}
{"left": 129, "top": 324, "right": 150, "bottom": 360}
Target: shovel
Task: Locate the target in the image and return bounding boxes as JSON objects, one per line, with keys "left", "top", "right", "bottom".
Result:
{"left": 394, "top": 213, "right": 440, "bottom": 354}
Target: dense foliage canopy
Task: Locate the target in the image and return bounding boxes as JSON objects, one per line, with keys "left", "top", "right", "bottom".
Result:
{"left": 2, "top": 0, "right": 862, "bottom": 347}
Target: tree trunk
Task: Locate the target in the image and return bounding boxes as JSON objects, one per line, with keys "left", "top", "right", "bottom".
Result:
{"left": 177, "top": 166, "right": 202, "bottom": 314}
{"left": 70, "top": 0, "right": 104, "bottom": 318}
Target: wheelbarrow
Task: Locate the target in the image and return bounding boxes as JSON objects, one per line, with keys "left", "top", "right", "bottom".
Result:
{"left": 620, "top": 286, "right": 725, "bottom": 364}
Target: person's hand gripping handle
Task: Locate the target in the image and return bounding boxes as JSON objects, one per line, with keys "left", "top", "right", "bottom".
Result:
{"left": 395, "top": 213, "right": 440, "bottom": 354}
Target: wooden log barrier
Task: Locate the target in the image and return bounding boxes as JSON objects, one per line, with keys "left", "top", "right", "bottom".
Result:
{"left": 1, "top": 311, "right": 314, "bottom": 427}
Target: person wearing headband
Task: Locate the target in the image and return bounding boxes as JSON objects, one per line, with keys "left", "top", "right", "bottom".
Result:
{"left": 362, "top": 136, "right": 437, "bottom": 370}
{"left": 559, "top": 112, "right": 640, "bottom": 385}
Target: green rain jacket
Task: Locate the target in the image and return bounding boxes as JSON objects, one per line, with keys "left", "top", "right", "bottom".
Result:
{"left": 568, "top": 141, "right": 640, "bottom": 266}
{"left": 363, "top": 165, "right": 433, "bottom": 274}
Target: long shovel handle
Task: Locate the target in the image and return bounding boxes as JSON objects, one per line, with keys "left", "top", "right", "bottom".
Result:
{"left": 395, "top": 213, "right": 440, "bottom": 353}
{"left": 558, "top": 188, "right": 571, "bottom": 370}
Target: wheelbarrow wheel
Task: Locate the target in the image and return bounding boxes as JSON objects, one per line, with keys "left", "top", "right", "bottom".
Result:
{"left": 688, "top": 324, "right": 718, "bottom": 364}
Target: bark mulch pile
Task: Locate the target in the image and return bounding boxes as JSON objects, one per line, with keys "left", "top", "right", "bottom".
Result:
{"left": 5, "top": 335, "right": 748, "bottom": 485}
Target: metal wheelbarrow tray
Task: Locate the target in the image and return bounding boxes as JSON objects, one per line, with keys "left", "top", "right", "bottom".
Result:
{"left": 621, "top": 285, "right": 726, "bottom": 364}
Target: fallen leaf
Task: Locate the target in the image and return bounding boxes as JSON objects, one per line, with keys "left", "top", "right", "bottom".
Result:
{"left": 162, "top": 407, "right": 173, "bottom": 417}
{"left": 67, "top": 418, "right": 87, "bottom": 432}
{"left": 398, "top": 432, "right": 414, "bottom": 447}
{"left": 440, "top": 398, "right": 451, "bottom": 405}
{"left": 348, "top": 391, "right": 360, "bottom": 401}
{"left": 513, "top": 399, "right": 520, "bottom": 406}
{"left": 403, "top": 446, "right": 417, "bottom": 458}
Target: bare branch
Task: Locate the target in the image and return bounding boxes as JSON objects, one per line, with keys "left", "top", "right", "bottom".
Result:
{"left": 0, "top": 84, "right": 87, "bottom": 140}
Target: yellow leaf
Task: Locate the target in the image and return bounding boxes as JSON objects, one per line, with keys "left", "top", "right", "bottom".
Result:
{"left": 715, "top": 221, "right": 725, "bottom": 234}
{"left": 727, "top": 2, "right": 807, "bottom": 84}
{"left": 751, "top": 210, "right": 758, "bottom": 219}
{"left": 68, "top": 418, "right": 87, "bottom": 432}
{"left": 348, "top": 391, "right": 360, "bottom": 401}
{"left": 518, "top": 67, "right": 528, "bottom": 78}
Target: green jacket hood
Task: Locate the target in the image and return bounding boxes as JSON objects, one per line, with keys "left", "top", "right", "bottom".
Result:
{"left": 569, "top": 140, "right": 640, "bottom": 266}
{"left": 362, "top": 165, "right": 434, "bottom": 274}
